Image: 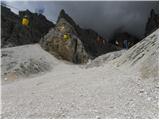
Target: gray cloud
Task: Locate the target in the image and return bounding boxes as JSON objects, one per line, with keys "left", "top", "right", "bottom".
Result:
{"left": 5, "top": 1, "right": 159, "bottom": 39}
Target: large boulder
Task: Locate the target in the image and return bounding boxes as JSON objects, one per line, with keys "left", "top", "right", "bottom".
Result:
{"left": 1, "top": 5, "right": 55, "bottom": 48}
{"left": 145, "top": 9, "right": 159, "bottom": 36}
{"left": 40, "top": 9, "right": 118, "bottom": 63}
{"left": 40, "top": 19, "right": 89, "bottom": 64}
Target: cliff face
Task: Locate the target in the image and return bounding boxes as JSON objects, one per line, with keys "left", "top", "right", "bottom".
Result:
{"left": 145, "top": 9, "right": 159, "bottom": 36}
{"left": 1, "top": 5, "right": 55, "bottom": 48}
{"left": 40, "top": 12, "right": 90, "bottom": 64}
{"left": 40, "top": 9, "right": 118, "bottom": 63}
{"left": 1, "top": 5, "right": 19, "bottom": 47}
{"left": 56, "top": 10, "right": 118, "bottom": 57}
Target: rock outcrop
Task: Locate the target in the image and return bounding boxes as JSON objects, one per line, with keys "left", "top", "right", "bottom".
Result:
{"left": 1, "top": 5, "right": 55, "bottom": 48}
{"left": 145, "top": 9, "right": 159, "bottom": 36}
{"left": 40, "top": 9, "right": 118, "bottom": 63}
{"left": 1, "top": 5, "right": 19, "bottom": 47}
{"left": 40, "top": 17, "right": 89, "bottom": 64}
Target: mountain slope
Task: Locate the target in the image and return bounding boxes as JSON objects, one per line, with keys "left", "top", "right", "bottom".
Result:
{"left": 1, "top": 30, "right": 158, "bottom": 118}
{"left": 1, "top": 5, "right": 55, "bottom": 48}
{"left": 1, "top": 44, "right": 60, "bottom": 84}
{"left": 87, "top": 29, "right": 158, "bottom": 78}
{"left": 110, "top": 29, "right": 159, "bottom": 78}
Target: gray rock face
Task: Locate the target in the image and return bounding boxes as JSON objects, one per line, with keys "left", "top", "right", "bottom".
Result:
{"left": 145, "top": 9, "right": 159, "bottom": 36}
{"left": 40, "top": 9, "right": 118, "bottom": 63}
{"left": 1, "top": 5, "right": 55, "bottom": 48}
{"left": 40, "top": 18, "right": 90, "bottom": 64}
{"left": 57, "top": 10, "right": 118, "bottom": 57}
{"left": 1, "top": 5, "right": 19, "bottom": 47}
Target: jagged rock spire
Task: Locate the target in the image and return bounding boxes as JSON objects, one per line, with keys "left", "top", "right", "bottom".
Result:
{"left": 1, "top": 5, "right": 55, "bottom": 48}
{"left": 57, "top": 9, "right": 78, "bottom": 29}
{"left": 145, "top": 9, "right": 159, "bottom": 36}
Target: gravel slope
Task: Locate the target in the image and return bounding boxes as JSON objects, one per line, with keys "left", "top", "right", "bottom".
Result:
{"left": 1, "top": 44, "right": 61, "bottom": 84}
{"left": 1, "top": 30, "right": 159, "bottom": 118}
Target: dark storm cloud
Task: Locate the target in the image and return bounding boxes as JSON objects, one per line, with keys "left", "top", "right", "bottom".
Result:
{"left": 6, "top": 1, "right": 159, "bottom": 39}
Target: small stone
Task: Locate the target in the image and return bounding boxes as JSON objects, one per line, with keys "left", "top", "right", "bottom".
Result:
{"left": 4, "top": 78, "right": 8, "bottom": 81}
{"left": 109, "top": 106, "right": 114, "bottom": 108}
{"left": 92, "top": 109, "right": 98, "bottom": 113}
{"left": 144, "top": 91, "right": 148, "bottom": 95}
{"left": 96, "top": 116, "right": 101, "bottom": 119}
{"left": 147, "top": 97, "right": 151, "bottom": 101}
{"left": 139, "top": 89, "right": 144, "bottom": 93}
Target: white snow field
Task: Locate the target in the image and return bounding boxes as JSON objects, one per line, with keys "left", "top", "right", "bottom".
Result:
{"left": 1, "top": 30, "right": 159, "bottom": 118}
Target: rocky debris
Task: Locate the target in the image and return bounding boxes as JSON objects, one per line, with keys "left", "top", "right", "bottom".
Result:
{"left": 40, "top": 9, "right": 118, "bottom": 63}
{"left": 145, "top": 9, "right": 159, "bottom": 36}
{"left": 86, "top": 50, "right": 126, "bottom": 68}
{"left": 110, "top": 29, "right": 159, "bottom": 78}
{"left": 110, "top": 31, "right": 139, "bottom": 49}
{"left": 1, "top": 44, "right": 59, "bottom": 84}
{"left": 1, "top": 5, "right": 55, "bottom": 48}
{"left": 1, "top": 29, "right": 158, "bottom": 118}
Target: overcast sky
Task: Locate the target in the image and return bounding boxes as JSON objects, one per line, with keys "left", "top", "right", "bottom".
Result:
{"left": 4, "top": 1, "right": 159, "bottom": 39}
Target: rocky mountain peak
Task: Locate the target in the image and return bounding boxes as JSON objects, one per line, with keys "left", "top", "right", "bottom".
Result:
{"left": 145, "top": 9, "right": 159, "bottom": 36}
{"left": 57, "top": 9, "right": 78, "bottom": 31}
{"left": 1, "top": 5, "right": 55, "bottom": 48}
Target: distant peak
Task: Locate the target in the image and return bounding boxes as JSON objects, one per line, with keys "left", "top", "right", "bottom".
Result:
{"left": 57, "top": 9, "right": 77, "bottom": 28}
{"left": 59, "top": 9, "right": 65, "bottom": 16}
